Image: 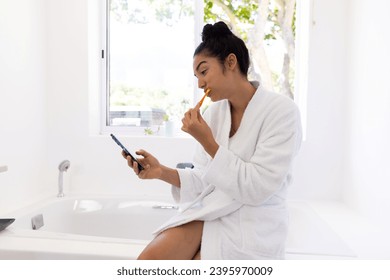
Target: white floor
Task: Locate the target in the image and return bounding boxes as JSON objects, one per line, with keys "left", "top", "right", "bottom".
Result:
{"left": 286, "top": 201, "right": 356, "bottom": 259}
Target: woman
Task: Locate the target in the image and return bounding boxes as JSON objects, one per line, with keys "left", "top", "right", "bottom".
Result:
{"left": 123, "top": 21, "right": 302, "bottom": 259}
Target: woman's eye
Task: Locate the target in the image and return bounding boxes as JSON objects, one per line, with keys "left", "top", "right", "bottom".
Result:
{"left": 201, "top": 69, "right": 207, "bottom": 75}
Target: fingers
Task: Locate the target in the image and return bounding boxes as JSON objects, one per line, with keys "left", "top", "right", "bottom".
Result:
{"left": 137, "top": 164, "right": 151, "bottom": 179}
{"left": 136, "top": 149, "right": 150, "bottom": 158}
{"left": 190, "top": 108, "right": 200, "bottom": 122}
{"left": 132, "top": 159, "right": 151, "bottom": 179}
{"left": 123, "top": 152, "right": 140, "bottom": 173}
{"left": 121, "top": 150, "right": 133, "bottom": 167}
{"left": 127, "top": 149, "right": 151, "bottom": 178}
{"left": 194, "top": 101, "right": 202, "bottom": 112}
{"left": 121, "top": 149, "right": 154, "bottom": 179}
{"left": 125, "top": 155, "right": 134, "bottom": 169}
{"left": 181, "top": 106, "right": 202, "bottom": 132}
{"left": 131, "top": 157, "right": 144, "bottom": 176}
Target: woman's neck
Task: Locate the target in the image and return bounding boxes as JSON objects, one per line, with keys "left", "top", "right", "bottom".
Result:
{"left": 229, "top": 80, "right": 256, "bottom": 114}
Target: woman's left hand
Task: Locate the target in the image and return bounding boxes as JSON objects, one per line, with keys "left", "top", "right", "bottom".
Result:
{"left": 181, "top": 104, "right": 219, "bottom": 157}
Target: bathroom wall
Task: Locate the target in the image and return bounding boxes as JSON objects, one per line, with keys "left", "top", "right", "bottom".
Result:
{"left": 288, "top": 0, "right": 349, "bottom": 200}
{"left": 344, "top": 0, "right": 390, "bottom": 228}
{"left": 0, "top": 0, "right": 50, "bottom": 213}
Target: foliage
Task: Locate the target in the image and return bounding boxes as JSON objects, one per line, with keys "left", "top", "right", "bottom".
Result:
{"left": 204, "top": 0, "right": 258, "bottom": 41}
{"left": 110, "top": 0, "right": 193, "bottom": 25}
{"left": 203, "top": 0, "right": 296, "bottom": 98}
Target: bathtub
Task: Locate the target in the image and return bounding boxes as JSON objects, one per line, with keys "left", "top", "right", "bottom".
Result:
{"left": 0, "top": 195, "right": 356, "bottom": 259}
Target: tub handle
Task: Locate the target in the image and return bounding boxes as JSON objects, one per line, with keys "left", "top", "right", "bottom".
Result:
{"left": 31, "top": 214, "right": 44, "bottom": 230}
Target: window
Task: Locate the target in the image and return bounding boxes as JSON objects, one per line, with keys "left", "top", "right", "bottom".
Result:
{"left": 102, "top": 0, "right": 200, "bottom": 135}
{"left": 101, "top": 0, "right": 308, "bottom": 136}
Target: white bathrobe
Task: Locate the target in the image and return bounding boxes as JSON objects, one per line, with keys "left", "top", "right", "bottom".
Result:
{"left": 155, "top": 82, "right": 302, "bottom": 259}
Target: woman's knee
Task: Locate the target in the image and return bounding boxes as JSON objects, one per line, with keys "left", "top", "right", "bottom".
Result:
{"left": 137, "top": 221, "right": 204, "bottom": 260}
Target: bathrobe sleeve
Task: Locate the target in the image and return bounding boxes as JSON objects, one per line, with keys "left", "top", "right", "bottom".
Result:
{"left": 171, "top": 142, "right": 211, "bottom": 204}
{"left": 203, "top": 96, "right": 302, "bottom": 206}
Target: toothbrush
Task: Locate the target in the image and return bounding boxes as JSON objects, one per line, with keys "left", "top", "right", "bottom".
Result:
{"left": 198, "top": 88, "right": 211, "bottom": 107}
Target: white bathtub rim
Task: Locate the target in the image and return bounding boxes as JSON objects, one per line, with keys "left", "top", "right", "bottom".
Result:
{"left": 2, "top": 227, "right": 150, "bottom": 246}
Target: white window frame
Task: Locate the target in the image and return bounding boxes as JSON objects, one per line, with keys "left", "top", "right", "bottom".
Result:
{"left": 101, "top": 0, "right": 110, "bottom": 134}
{"left": 295, "top": 0, "right": 311, "bottom": 140}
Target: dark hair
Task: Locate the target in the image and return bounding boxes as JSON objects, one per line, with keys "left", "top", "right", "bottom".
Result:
{"left": 194, "top": 21, "right": 250, "bottom": 76}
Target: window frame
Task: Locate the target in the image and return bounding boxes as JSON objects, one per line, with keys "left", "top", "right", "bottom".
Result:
{"left": 294, "top": 0, "right": 311, "bottom": 140}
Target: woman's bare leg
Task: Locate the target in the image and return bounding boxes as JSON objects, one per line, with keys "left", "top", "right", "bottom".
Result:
{"left": 137, "top": 221, "right": 203, "bottom": 260}
{"left": 192, "top": 250, "right": 201, "bottom": 260}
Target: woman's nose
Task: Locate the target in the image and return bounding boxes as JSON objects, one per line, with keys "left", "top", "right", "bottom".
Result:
{"left": 197, "top": 79, "right": 205, "bottom": 89}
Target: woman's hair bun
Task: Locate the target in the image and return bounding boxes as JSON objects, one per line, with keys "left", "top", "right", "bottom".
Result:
{"left": 195, "top": 21, "right": 250, "bottom": 76}
{"left": 201, "top": 21, "right": 233, "bottom": 42}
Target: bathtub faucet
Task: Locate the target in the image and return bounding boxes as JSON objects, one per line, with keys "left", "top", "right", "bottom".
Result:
{"left": 58, "top": 160, "right": 70, "bottom": 197}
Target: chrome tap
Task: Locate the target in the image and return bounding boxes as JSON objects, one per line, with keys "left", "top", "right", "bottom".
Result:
{"left": 58, "top": 160, "right": 70, "bottom": 197}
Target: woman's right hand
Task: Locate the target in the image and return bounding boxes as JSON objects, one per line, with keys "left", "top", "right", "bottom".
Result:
{"left": 122, "top": 149, "right": 162, "bottom": 180}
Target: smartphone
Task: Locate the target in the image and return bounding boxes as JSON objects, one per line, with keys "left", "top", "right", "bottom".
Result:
{"left": 110, "top": 134, "right": 144, "bottom": 171}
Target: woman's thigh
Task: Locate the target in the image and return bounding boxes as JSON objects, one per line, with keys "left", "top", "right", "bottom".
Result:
{"left": 137, "top": 221, "right": 204, "bottom": 260}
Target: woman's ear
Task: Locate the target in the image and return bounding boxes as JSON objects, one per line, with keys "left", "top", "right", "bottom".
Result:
{"left": 225, "top": 53, "right": 238, "bottom": 70}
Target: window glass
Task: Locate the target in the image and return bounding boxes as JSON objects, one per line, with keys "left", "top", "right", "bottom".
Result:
{"left": 107, "top": 0, "right": 196, "bottom": 132}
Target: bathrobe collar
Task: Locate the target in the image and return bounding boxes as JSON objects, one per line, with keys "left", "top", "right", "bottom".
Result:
{"left": 214, "top": 81, "right": 262, "bottom": 145}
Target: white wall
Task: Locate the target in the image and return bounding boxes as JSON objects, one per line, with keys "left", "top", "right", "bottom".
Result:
{"left": 0, "top": 0, "right": 50, "bottom": 213}
{"left": 344, "top": 0, "right": 390, "bottom": 227}
{"left": 288, "top": 0, "right": 349, "bottom": 200}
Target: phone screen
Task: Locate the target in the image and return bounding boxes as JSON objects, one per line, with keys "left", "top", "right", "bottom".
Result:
{"left": 110, "top": 134, "right": 144, "bottom": 171}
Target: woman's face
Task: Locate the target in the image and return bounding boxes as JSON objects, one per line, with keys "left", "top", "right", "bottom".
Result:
{"left": 193, "top": 53, "right": 229, "bottom": 102}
